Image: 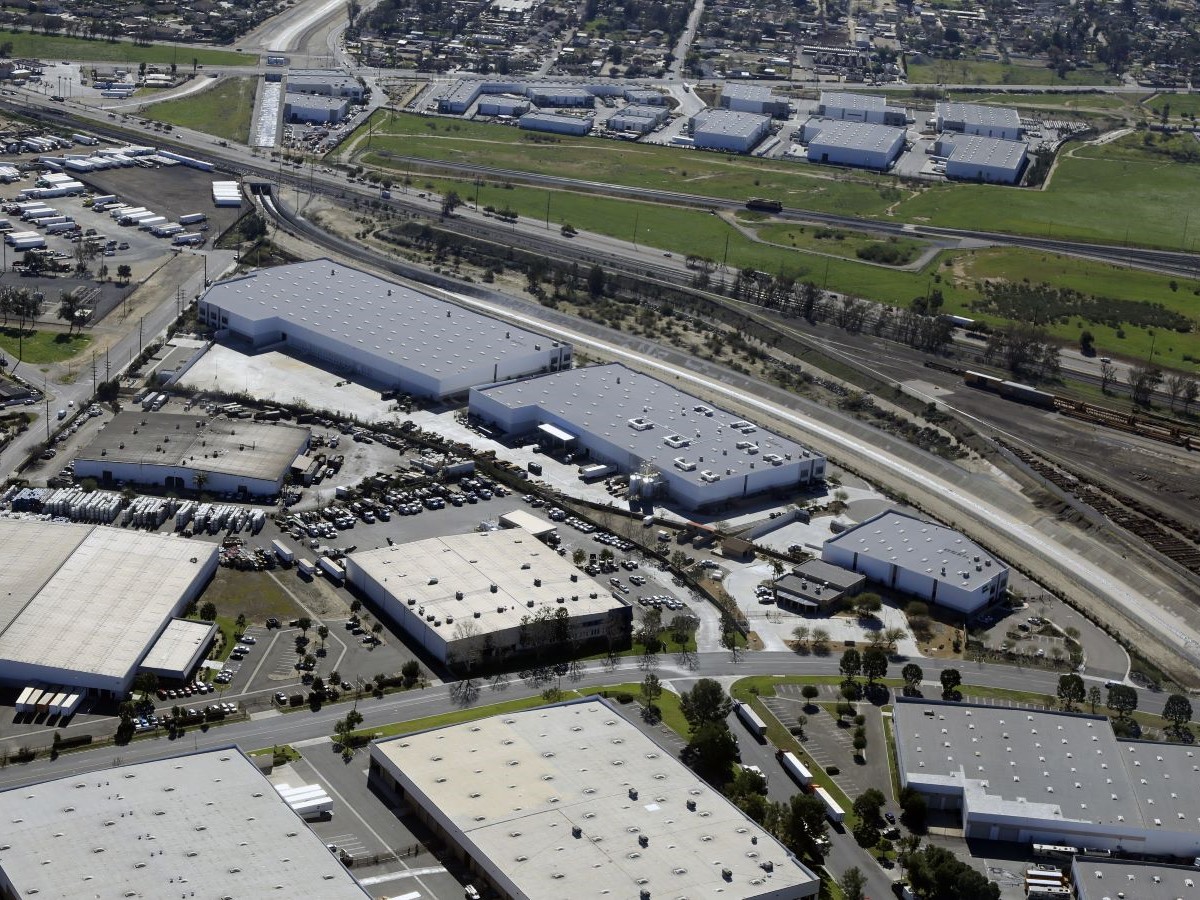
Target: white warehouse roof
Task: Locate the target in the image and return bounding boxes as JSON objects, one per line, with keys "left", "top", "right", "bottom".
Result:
{"left": 819, "top": 90, "right": 889, "bottom": 111}
{"left": 0, "top": 520, "right": 218, "bottom": 687}
{"left": 943, "top": 134, "right": 1026, "bottom": 170}
{"left": 0, "top": 748, "right": 371, "bottom": 898}
{"left": 693, "top": 108, "right": 771, "bottom": 139}
{"left": 371, "top": 698, "right": 820, "bottom": 899}
{"left": 807, "top": 120, "right": 905, "bottom": 152}
{"left": 937, "top": 101, "right": 1021, "bottom": 132}
{"left": 139, "top": 618, "right": 216, "bottom": 676}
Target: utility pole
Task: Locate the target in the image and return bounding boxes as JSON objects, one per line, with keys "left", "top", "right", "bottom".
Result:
{"left": 138, "top": 315, "right": 144, "bottom": 353}
{"left": 545, "top": 191, "right": 551, "bottom": 230}
{"left": 91, "top": 351, "right": 96, "bottom": 397}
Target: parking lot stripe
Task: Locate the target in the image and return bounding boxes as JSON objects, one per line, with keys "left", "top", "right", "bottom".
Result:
{"left": 359, "top": 866, "right": 449, "bottom": 886}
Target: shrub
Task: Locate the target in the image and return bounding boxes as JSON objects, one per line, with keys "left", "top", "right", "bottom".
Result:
{"left": 614, "top": 692, "right": 635, "bottom": 704}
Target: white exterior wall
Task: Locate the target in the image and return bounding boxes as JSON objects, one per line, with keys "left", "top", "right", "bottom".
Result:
{"left": 821, "top": 543, "right": 1002, "bottom": 613}
{"left": 692, "top": 123, "right": 768, "bottom": 153}
{"left": 944, "top": 155, "right": 1024, "bottom": 184}
{"left": 807, "top": 133, "right": 902, "bottom": 170}
{"left": 71, "top": 458, "right": 287, "bottom": 496}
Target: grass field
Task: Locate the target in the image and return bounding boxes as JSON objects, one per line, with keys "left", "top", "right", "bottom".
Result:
{"left": 203, "top": 569, "right": 302, "bottom": 627}
{"left": 754, "top": 221, "right": 927, "bottom": 266}
{"left": 0, "top": 327, "right": 90, "bottom": 363}
{"left": 358, "top": 110, "right": 902, "bottom": 217}
{"left": 1143, "top": 92, "right": 1200, "bottom": 120}
{"left": 906, "top": 58, "right": 1119, "bottom": 86}
{"left": 956, "top": 90, "right": 1132, "bottom": 113}
{"left": 145, "top": 76, "right": 256, "bottom": 143}
{"left": 0, "top": 30, "right": 250, "bottom": 66}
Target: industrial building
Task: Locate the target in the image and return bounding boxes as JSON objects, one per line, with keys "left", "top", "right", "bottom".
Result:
{"left": 0, "top": 748, "right": 371, "bottom": 899}
{"left": 73, "top": 411, "right": 311, "bottom": 497}
{"left": 893, "top": 699, "right": 1200, "bottom": 857}
{"left": 1072, "top": 857, "right": 1200, "bottom": 900}
{"left": 802, "top": 119, "right": 905, "bottom": 170}
{"left": 283, "top": 93, "right": 350, "bottom": 124}
{"left": 144, "top": 337, "right": 209, "bottom": 386}
{"left": 720, "top": 82, "right": 791, "bottom": 117}
{"left": 0, "top": 519, "right": 219, "bottom": 696}
{"left": 198, "top": 260, "right": 572, "bottom": 400}
{"left": 285, "top": 68, "right": 364, "bottom": 99}
{"left": 935, "top": 101, "right": 1021, "bottom": 141}
{"left": 368, "top": 697, "right": 821, "bottom": 899}
{"left": 691, "top": 108, "right": 772, "bottom": 153}
{"left": 774, "top": 559, "right": 867, "bottom": 613}
{"left": 526, "top": 85, "right": 593, "bottom": 107}
{"left": 939, "top": 134, "right": 1027, "bottom": 184}
{"left": 607, "top": 104, "right": 670, "bottom": 133}
{"left": 518, "top": 111, "right": 594, "bottom": 136}
{"left": 821, "top": 509, "right": 1008, "bottom": 613}
{"left": 623, "top": 87, "right": 665, "bottom": 105}
{"left": 469, "top": 363, "right": 825, "bottom": 511}
{"left": 817, "top": 91, "right": 908, "bottom": 126}
{"left": 478, "top": 95, "right": 530, "bottom": 117}
{"left": 344, "top": 529, "right": 632, "bottom": 668}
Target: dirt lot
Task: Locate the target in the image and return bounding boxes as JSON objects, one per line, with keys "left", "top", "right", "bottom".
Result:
{"left": 80, "top": 165, "right": 244, "bottom": 238}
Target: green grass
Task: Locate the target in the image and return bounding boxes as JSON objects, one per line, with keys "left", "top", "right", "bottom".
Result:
{"left": 249, "top": 744, "right": 302, "bottom": 763}
{"left": 0, "top": 30, "right": 250, "bottom": 65}
{"left": 906, "top": 58, "right": 1119, "bottom": 86}
{"left": 345, "top": 692, "right": 573, "bottom": 741}
{"left": 145, "top": 76, "right": 256, "bottom": 143}
{"left": 1143, "top": 92, "right": 1200, "bottom": 120}
{"left": 953, "top": 90, "right": 1131, "bottom": 113}
{"left": 580, "top": 682, "right": 691, "bottom": 737}
{"left": 0, "top": 327, "right": 91, "bottom": 363}
{"left": 754, "top": 222, "right": 927, "bottom": 266}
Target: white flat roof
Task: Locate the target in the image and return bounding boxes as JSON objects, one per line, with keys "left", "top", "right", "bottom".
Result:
{"left": 945, "top": 134, "right": 1026, "bottom": 170}
{"left": 937, "top": 100, "right": 1021, "bottom": 130}
{"left": 372, "top": 698, "right": 820, "bottom": 899}
{"left": 819, "top": 90, "right": 890, "bottom": 110}
{"left": 0, "top": 748, "right": 370, "bottom": 898}
{"left": 348, "top": 530, "right": 623, "bottom": 634}
{"left": 808, "top": 119, "right": 905, "bottom": 152}
{"left": 201, "top": 259, "right": 563, "bottom": 383}
{"left": 693, "top": 108, "right": 770, "bottom": 138}
{"left": 139, "top": 618, "right": 216, "bottom": 675}
{"left": 0, "top": 520, "right": 218, "bottom": 681}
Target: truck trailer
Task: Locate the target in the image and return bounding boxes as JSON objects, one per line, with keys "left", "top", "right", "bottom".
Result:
{"left": 777, "top": 750, "right": 813, "bottom": 787}
{"left": 272, "top": 539, "right": 295, "bottom": 565}
{"left": 814, "top": 787, "right": 845, "bottom": 825}
{"left": 734, "top": 700, "right": 767, "bottom": 739}
{"left": 318, "top": 557, "right": 345, "bottom": 583}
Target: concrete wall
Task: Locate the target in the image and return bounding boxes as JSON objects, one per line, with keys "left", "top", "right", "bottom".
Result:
{"left": 72, "top": 458, "right": 288, "bottom": 497}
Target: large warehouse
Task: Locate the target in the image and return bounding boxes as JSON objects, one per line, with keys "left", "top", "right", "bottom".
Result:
{"left": 199, "top": 260, "right": 572, "bottom": 400}
{"left": 939, "top": 134, "right": 1027, "bottom": 184}
{"left": 1072, "top": 857, "right": 1200, "bottom": 900}
{"left": 803, "top": 119, "right": 905, "bottom": 170}
{"left": 720, "top": 82, "right": 790, "bottom": 117}
{"left": 345, "top": 529, "right": 632, "bottom": 668}
{"left": 822, "top": 509, "right": 1008, "bottom": 613}
{"left": 0, "top": 519, "right": 218, "bottom": 696}
{"left": 817, "top": 91, "right": 907, "bottom": 126}
{"left": 0, "top": 748, "right": 371, "bottom": 899}
{"left": 935, "top": 101, "right": 1021, "bottom": 140}
{"left": 894, "top": 699, "right": 1200, "bottom": 857}
{"left": 73, "top": 411, "right": 310, "bottom": 497}
{"left": 518, "top": 111, "right": 593, "bottom": 136}
{"left": 470, "top": 363, "right": 826, "bottom": 510}
{"left": 284, "top": 93, "right": 349, "bottom": 124}
{"left": 286, "top": 68, "right": 363, "bottom": 99}
{"left": 691, "top": 108, "right": 772, "bottom": 153}
{"left": 368, "top": 698, "right": 821, "bottom": 899}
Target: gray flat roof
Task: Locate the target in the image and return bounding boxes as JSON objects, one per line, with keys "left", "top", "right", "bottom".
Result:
{"left": 0, "top": 520, "right": 218, "bottom": 681}
{"left": 520, "top": 111, "right": 592, "bottom": 125}
{"left": 808, "top": 120, "right": 905, "bottom": 151}
{"left": 945, "top": 134, "right": 1026, "bottom": 170}
{"left": 722, "top": 82, "right": 779, "bottom": 101}
{"left": 139, "top": 618, "right": 216, "bottom": 674}
{"left": 75, "top": 411, "right": 310, "bottom": 482}
{"left": 0, "top": 748, "right": 370, "bottom": 898}
{"left": 474, "top": 363, "right": 819, "bottom": 486}
{"left": 147, "top": 338, "right": 205, "bottom": 375}
{"left": 894, "top": 700, "right": 1200, "bottom": 834}
{"left": 937, "top": 101, "right": 1021, "bottom": 130}
{"left": 1074, "top": 858, "right": 1200, "bottom": 900}
{"left": 286, "top": 94, "right": 349, "bottom": 110}
{"left": 349, "top": 530, "right": 623, "bottom": 635}
{"left": 819, "top": 90, "right": 889, "bottom": 110}
{"left": 795, "top": 558, "right": 867, "bottom": 590}
{"left": 693, "top": 108, "right": 770, "bottom": 138}
{"left": 373, "top": 698, "right": 819, "bottom": 899}
{"left": 202, "top": 259, "right": 562, "bottom": 381}
{"left": 824, "top": 510, "right": 1004, "bottom": 591}
{"left": 286, "top": 69, "right": 359, "bottom": 91}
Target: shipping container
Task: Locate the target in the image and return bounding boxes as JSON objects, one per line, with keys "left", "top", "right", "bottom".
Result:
{"left": 272, "top": 539, "right": 295, "bottom": 564}
{"left": 178, "top": 213, "right": 207, "bottom": 225}
{"left": 813, "top": 786, "right": 845, "bottom": 824}
{"left": 318, "top": 557, "right": 345, "bottom": 583}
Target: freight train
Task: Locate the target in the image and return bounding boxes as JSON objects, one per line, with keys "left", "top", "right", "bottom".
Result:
{"left": 963, "top": 370, "right": 1057, "bottom": 409}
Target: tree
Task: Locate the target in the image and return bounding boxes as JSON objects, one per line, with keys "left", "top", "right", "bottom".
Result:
{"left": 199, "top": 601, "right": 217, "bottom": 621}
{"left": 1163, "top": 693, "right": 1193, "bottom": 738}
{"left": 572, "top": 547, "right": 587, "bottom": 566}
{"left": 1099, "top": 359, "right": 1117, "bottom": 393}
{"left": 1182, "top": 378, "right": 1199, "bottom": 414}
{"left": 839, "top": 648, "right": 862, "bottom": 682}
{"left": 904, "top": 844, "right": 999, "bottom": 900}
{"left": 57, "top": 289, "right": 83, "bottom": 334}
{"left": 116, "top": 263, "right": 132, "bottom": 284}
{"left": 792, "top": 624, "right": 810, "bottom": 646}
{"left": 840, "top": 867, "right": 867, "bottom": 900}
{"left": 440, "top": 190, "right": 462, "bottom": 218}
{"left": 679, "top": 678, "right": 733, "bottom": 732}
{"left": 587, "top": 264, "right": 606, "bottom": 297}
{"left": 1127, "top": 364, "right": 1161, "bottom": 407}
{"left": 853, "top": 787, "right": 886, "bottom": 823}
{"left": 940, "top": 668, "right": 961, "bottom": 699}
{"left": 862, "top": 646, "right": 889, "bottom": 684}
{"left": 296, "top": 616, "right": 312, "bottom": 637}
{"left": 1105, "top": 683, "right": 1138, "bottom": 719}
{"left": 1079, "top": 330, "right": 1095, "bottom": 356}
{"left": 235, "top": 613, "right": 247, "bottom": 633}
{"left": 1087, "top": 685, "right": 1102, "bottom": 714}
{"left": 801, "top": 684, "right": 820, "bottom": 708}
{"left": 854, "top": 592, "right": 883, "bottom": 619}
{"left": 240, "top": 212, "right": 267, "bottom": 241}
{"left": 682, "top": 720, "right": 740, "bottom": 783}
{"left": 883, "top": 626, "right": 908, "bottom": 651}
{"left": 811, "top": 628, "right": 830, "bottom": 653}
{"left": 669, "top": 615, "right": 697, "bottom": 652}
{"left": 1165, "top": 372, "right": 1189, "bottom": 410}
{"left": 902, "top": 663, "right": 924, "bottom": 694}
{"left": 899, "top": 785, "right": 927, "bottom": 831}
{"left": 350, "top": 599, "right": 363, "bottom": 615}
{"left": 1057, "top": 673, "right": 1086, "bottom": 711}
{"left": 642, "top": 671, "right": 663, "bottom": 720}
{"left": 317, "top": 624, "right": 329, "bottom": 651}
{"left": 852, "top": 729, "right": 868, "bottom": 757}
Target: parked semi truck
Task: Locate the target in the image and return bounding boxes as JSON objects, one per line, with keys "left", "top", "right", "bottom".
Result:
{"left": 813, "top": 786, "right": 845, "bottom": 825}
{"left": 734, "top": 700, "right": 767, "bottom": 739}
{"left": 271, "top": 539, "right": 294, "bottom": 566}
{"left": 776, "top": 750, "right": 813, "bottom": 787}
{"left": 318, "top": 557, "right": 345, "bottom": 583}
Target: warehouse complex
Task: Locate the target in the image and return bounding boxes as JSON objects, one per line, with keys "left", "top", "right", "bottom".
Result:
{"left": 519, "top": 111, "right": 594, "bottom": 135}
{"left": 816, "top": 91, "right": 908, "bottom": 126}
{"left": 938, "top": 134, "right": 1028, "bottom": 184}
{"left": 73, "top": 411, "right": 311, "bottom": 497}
{"left": 1072, "top": 857, "right": 1200, "bottom": 900}
{"left": 0, "top": 519, "right": 218, "bottom": 696}
{"left": 345, "top": 530, "right": 632, "bottom": 668}
{"left": 199, "top": 260, "right": 572, "bottom": 400}
{"left": 893, "top": 699, "right": 1200, "bottom": 857}
{"left": 368, "top": 698, "right": 821, "bottom": 899}
{"left": 821, "top": 509, "right": 1008, "bottom": 613}
{"left": 935, "top": 101, "right": 1022, "bottom": 140}
{"left": 0, "top": 748, "right": 371, "bottom": 899}
{"left": 802, "top": 119, "right": 906, "bottom": 170}
{"left": 284, "top": 93, "right": 350, "bottom": 124}
{"left": 690, "top": 108, "right": 772, "bottom": 152}
{"left": 469, "top": 363, "right": 825, "bottom": 510}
